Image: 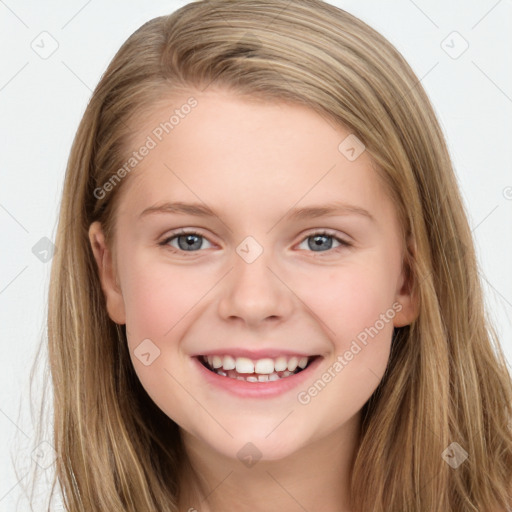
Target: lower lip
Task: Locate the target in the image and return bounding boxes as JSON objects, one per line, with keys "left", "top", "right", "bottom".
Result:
{"left": 192, "top": 356, "right": 323, "bottom": 399}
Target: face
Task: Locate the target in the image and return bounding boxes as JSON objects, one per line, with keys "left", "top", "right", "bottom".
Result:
{"left": 89, "top": 88, "right": 417, "bottom": 463}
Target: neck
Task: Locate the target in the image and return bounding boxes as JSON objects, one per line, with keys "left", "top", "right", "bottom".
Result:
{"left": 178, "top": 412, "right": 361, "bottom": 512}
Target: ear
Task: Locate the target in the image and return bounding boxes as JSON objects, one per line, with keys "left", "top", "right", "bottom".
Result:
{"left": 393, "top": 236, "right": 419, "bottom": 328}
{"left": 88, "top": 221, "right": 126, "bottom": 325}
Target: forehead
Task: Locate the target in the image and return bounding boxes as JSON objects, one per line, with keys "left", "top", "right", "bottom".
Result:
{"left": 116, "top": 89, "right": 393, "bottom": 226}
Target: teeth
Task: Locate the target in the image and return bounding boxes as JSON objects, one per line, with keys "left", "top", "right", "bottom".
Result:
{"left": 274, "top": 357, "right": 288, "bottom": 372}
{"left": 235, "top": 357, "right": 254, "bottom": 374}
{"left": 287, "top": 357, "right": 298, "bottom": 372}
{"left": 202, "top": 353, "right": 313, "bottom": 381}
{"left": 222, "top": 355, "right": 236, "bottom": 370}
{"left": 254, "top": 358, "right": 274, "bottom": 374}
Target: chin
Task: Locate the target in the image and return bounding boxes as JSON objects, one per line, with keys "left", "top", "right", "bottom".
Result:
{"left": 203, "top": 430, "right": 308, "bottom": 465}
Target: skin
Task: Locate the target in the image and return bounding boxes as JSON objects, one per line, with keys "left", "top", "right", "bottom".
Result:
{"left": 89, "top": 88, "right": 418, "bottom": 511}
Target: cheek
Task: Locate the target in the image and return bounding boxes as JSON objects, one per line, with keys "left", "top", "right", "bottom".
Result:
{"left": 297, "top": 260, "right": 397, "bottom": 337}
{"left": 120, "top": 257, "right": 214, "bottom": 338}
{"left": 118, "top": 258, "right": 207, "bottom": 426}
{"left": 293, "top": 264, "right": 397, "bottom": 429}
{"left": 293, "top": 258, "right": 398, "bottom": 389}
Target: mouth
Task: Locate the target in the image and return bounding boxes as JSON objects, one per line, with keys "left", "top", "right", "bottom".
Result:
{"left": 195, "top": 353, "right": 320, "bottom": 382}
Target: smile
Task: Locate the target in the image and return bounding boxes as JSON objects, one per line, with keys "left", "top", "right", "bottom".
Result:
{"left": 193, "top": 352, "right": 323, "bottom": 398}
{"left": 199, "top": 354, "right": 315, "bottom": 382}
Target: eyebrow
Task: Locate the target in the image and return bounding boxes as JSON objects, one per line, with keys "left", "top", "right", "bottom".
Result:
{"left": 138, "top": 200, "right": 375, "bottom": 223}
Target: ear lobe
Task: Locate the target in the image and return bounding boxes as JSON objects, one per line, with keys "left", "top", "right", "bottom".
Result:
{"left": 393, "top": 238, "right": 420, "bottom": 328}
{"left": 88, "top": 221, "right": 126, "bottom": 325}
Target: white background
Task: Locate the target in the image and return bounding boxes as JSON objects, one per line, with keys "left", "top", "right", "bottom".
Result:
{"left": 1, "top": 1, "right": 511, "bottom": 510}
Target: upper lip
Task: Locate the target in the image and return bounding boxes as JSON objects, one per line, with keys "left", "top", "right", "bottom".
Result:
{"left": 192, "top": 348, "right": 319, "bottom": 359}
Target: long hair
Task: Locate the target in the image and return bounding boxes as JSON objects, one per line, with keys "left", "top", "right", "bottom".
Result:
{"left": 25, "top": 0, "right": 512, "bottom": 510}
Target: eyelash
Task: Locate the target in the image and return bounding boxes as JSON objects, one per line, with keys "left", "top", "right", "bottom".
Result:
{"left": 158, "top": 229, "right": 352, "bottom": 256}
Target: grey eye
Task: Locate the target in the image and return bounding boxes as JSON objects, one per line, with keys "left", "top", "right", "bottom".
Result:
{"left": 298, "top": 233, "right": 343, "bottom": 252}
{"left": 164, "top": 232, "right": 213, "bottom": 252}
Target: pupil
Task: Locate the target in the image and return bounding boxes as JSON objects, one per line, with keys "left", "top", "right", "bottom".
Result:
{"left": 179, "top": 234, "right": 201, "bottom": 251}
{"left": 310, "top": 234, "right": 332, "bottom": 251}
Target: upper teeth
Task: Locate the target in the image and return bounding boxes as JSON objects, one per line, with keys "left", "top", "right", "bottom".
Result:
{"left": 204, "top": 355, "right": 310, "bottom": 374}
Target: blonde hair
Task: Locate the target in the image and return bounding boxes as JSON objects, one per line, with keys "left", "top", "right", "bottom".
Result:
{"left": 25, "top": 0, "right": 512, "bottom": 510}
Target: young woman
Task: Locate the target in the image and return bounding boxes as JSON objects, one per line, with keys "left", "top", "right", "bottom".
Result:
{"left": 30, "top": 0, "right": 512, "bottom": 510}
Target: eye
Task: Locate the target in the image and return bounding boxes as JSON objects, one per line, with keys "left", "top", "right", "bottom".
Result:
{"left": 297, "top": 230, "right": 352, "bottom": 254}
{"left": 159, "top": 229, "right": 213, "bottom": 253}
{"left": 159, "top": 229, "right": 352, "bottom": 255}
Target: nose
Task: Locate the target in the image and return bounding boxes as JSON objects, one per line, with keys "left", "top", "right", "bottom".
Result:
{"left": 217, "top": 247, "right": 294, "bottom": 328}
